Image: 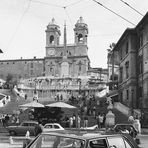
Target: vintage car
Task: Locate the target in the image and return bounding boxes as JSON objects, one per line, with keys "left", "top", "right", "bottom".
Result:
{"left": 6, "top": 120, "right": 38, "bottom": 136}
{"left": 42, "top": 123, "right": 64, "bottom": 133}
{"left": 112, "top": 124, "right": 138, "bottom": 138}
{"left": 25, "top": 131, "right": 140, "bottom": 148}
{"left": 107, "top": 123, "right": 140, "bottom": 145}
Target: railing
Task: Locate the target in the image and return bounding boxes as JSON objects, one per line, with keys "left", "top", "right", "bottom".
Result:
{"left": 114, "top": 102, "right": 130, "bottom": 116}
{"left": 114, "top": 102, "right": 141, "bottom": 117}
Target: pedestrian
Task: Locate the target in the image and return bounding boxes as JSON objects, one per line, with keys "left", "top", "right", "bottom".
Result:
{"left": 84, "top": 106, "right": 87, "bottom": 115}
{"left": 77, "top": 115, "right": 81, "bottom": 129}
{"left": 92, "top": 106, "right": 96, "bottom": 117}
{"left": 25, "top": 94, "right": 28, "bottom": 100}
{"left": 96, "top": 114, "right": 100, "bottom": 129}
{"left": 2, "top": 99, "right": 5, "bottom": 105}
{"left": 98, "top": 113, "right": 104, "bottom": 128}
{"left": 5, "top": 114, "right": 9, "bottom": 126}
{"left": 84, "top": 116, "right": 88, "bottom": 128}
{"left": 69, "top": 116, "right": 73, "bottom": 128}
{"left": 73, "top": 115, "right": 76, "bottom": 128}
{"left": 102, "top": 113, "right": 106, "bottom": 128}
{"left": 128, "top": 115, "right": 134, "bottom": 124}
{"left": 129, "top": 126, "right": 135, "bottom": 138}
{"left": 16, "top": 116, "right": 20, "bottom": 125}
{"left": 2, "top": 115, "right": 6, "bottom": 127}
{"left": 34, "top": 121, "right": 43, "bottom": 136}
{"left": 23, "top": 131, "right": 32, "bottom": 148}
{"left": 65, "top": 116, "right": 69, "bottom": 128}
{"left": 11, "top": 114, "right": 15, "bottom": 124}
{"left": 133, "top": 116, "right": 141, "bottom": 134}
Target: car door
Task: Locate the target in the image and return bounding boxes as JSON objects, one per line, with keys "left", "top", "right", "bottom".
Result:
{"left": 107, "top": 136, "right": 136, "bottom": 148}
{"left": 19, "top": 122, "right": 29, "bottom": 135}
{"left": 107, "top": 136, "right": 126, "bottom": 148}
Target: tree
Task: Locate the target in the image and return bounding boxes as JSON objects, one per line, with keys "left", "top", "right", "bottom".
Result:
{"left": 33, "top": 107, "right": 64, "bottom": 125}
{"left": 109, "top": 43, "right": 116, "bottom": 49}
{"left": 6, "top": 73, "right": 13, "bottom": 84}
{"left": 5, "top": 73, "right": 18, "bottom": 89}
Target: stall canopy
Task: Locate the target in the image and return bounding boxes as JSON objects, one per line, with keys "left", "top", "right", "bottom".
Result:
{"left": 46, "top": 102, "right": 76, "bottom": 109}
{"left": 19, "top": 101, "right": 44, "bottom": 108}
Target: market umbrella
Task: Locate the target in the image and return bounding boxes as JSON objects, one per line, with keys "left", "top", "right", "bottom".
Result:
{"left": 19, "top": 101, "right": 44, "bottom": 108}
{"left": 46, "top": 102, "right": 76, "bottom": 109}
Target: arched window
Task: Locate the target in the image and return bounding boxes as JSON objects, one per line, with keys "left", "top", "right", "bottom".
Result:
{"left": 50, "top": 35, "right": 54, "bottom": 44}
{"left": 50, "top": 67, "right": 54, "bottom": 76}
{"left": 78, "top": 34, "right": 83, "bottom": 43}
{"left": 50, "top": 67, "right": 53, "bottom": 72}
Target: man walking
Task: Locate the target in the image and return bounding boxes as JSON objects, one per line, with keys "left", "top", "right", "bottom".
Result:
{"left": 84, "top": 116, "right": 88, "bottom": 128}
{"left": 34, "top": 121, "right": 43, "bottom": 136}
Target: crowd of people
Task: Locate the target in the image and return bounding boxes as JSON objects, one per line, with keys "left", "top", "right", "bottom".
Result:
{"left": 61, "top": 99, "right": 114, "bottom": 129}
{"left": 0, "top": 113, "right": 20, "bottom": 127}
{"left": 0, "top": 114, "right": 10, "bottom": 127}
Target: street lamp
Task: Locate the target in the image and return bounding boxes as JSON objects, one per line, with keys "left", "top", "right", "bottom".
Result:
{"left": 131, "top": 89, "right": 134, "bottom": 115}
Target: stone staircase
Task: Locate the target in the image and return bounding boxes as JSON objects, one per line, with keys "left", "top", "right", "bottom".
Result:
{"left": 81, "top": 103, "right": 129, "bottom": 127}
{"left": 0, "top": 89, "right": 129, "bottom": 127}
{"left": 62, "top": 101, "right": 130, "bottom": 127}
{"left": 0, "top": 89, "right": 28, "bottom": 115}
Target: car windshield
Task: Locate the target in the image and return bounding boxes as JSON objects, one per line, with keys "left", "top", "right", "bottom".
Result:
{"left": 29, "top": 134, "right": 85, "bottom": 148}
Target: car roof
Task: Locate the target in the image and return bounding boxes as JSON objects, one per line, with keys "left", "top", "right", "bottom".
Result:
{"left": 44, "top": 123, "right": 60, "bottom": 125}
{"left": 22, "top": 120, "right": 38, "bottom": 124}
{"left": 40, "top": 131, "right": 123, "bottom": 140}
{"left": 115, "top": 123, "right": 133, "bottom": 126}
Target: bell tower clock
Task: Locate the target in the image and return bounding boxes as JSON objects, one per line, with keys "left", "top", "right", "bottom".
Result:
{"left": 47, "top": 48, "right": 55, "bottom": 56}
{"left": 45, "top": 18, "right": 61, "bottom": 57}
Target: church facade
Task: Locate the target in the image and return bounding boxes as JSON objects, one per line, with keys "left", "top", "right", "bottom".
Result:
{"left": 44, "top": 17, "right": 89, "bottom": 78}
{"left": 0, "top": 17, "right": 108, "bottom": 101}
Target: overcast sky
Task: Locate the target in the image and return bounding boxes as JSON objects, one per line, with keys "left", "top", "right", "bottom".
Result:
{"left": 0, "top": 0, "right": 147, "bottom": 68}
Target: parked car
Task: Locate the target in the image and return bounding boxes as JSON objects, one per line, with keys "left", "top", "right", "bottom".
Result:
{"left": 6, "top": 120, "right": 38, "bottom": 136}
{"left": 42, "top": 123, "right": 64, "bottom": 133}
{"left": 112, "top": 124, "right": 138, "bottom": 138}
{"left": 107, "top": 123, "right": 140, "bottom": 145}
{"left": 25, "top": 131, "right": 140, "bottom": 148}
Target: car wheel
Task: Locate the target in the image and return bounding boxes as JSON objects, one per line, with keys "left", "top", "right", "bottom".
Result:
{"left": 9, "top": 131, "right": 16, "bottom": 136}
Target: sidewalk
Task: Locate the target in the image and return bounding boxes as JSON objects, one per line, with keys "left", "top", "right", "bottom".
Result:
{"left": 0, "top": 125, "right": 148, "bottom": 134}
{"left": 0, "top": 126, "right": 8, "bottom": 134}
{"left": 0, "top": 143, "right": 22, "bottom": 148}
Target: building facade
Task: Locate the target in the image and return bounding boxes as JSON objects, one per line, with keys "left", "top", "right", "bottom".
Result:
{"left": 112, "top": 12, "right": 148, "bottom": 116}
{"left": 113, "top": 29, "right": 138, "bottom": 108}
{"left": 0, "top": 57, "right": 44, "bottom": 80}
